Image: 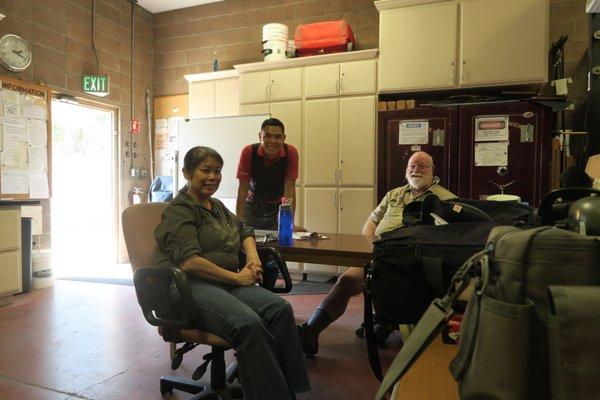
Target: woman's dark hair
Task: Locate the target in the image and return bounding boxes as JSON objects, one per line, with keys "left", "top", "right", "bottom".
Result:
{"left": 261, "top": 117, "right": 285, "bottom": 133}
{"left": 183, "top": 146, "right": 223, "bottom": 175}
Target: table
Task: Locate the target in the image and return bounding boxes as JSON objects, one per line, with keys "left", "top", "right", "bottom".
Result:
{"left": 267, "top": 233, "right": 377, "bottom": 267}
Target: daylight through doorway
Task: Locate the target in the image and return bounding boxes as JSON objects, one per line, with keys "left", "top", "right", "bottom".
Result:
{"left": 51, "top": 100, "right": 121, "bottom": 279}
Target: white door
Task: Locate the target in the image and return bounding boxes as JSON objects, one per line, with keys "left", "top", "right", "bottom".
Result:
{"left": 303, "top": 187, "right": 339, "bottom": 274}
{"left": 304, "top": 187, "right": 338, "bottom": 233}
{"left": 239, "top": 102, "right": 270, "bottom": 116}
{"left": 189, "top": 81, "right": 215, "bottom": 118}
{"left": 379, "top": 1, "right": 458, "bottom": 91}
{"left": 271, "top": 100, "right": 302, "bottom": 183}
{"left": 304, "top": 63, "right": 340, "bottom": 98}
{"left": 239, "top": 71, "right": 270, "bottom": 104}
{"left": 339, "top": 96, "right": 376, "bottom": 186}
{"left": 304, "top": 99, "right": 339, "bottom": 186}
{"left": 214, "top": 78, "right": 239, "bottom": 117}
{"left": 339, "top": 188, "right": 375, "bottom": 234}
{"left": 339, "top": 60, "right": 377, "bottom": 95}
{"left": 459, "top": 0, "right": 548, "bottom": 86}
{"left": 270, "top": 68, "right": 303, "bottom": 101}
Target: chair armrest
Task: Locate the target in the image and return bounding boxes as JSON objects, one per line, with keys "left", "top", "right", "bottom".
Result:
{"left": 133, "top": 266, "right": 196, "bottom": 328}
{"left": 257, "top": 247, "right": 293, "bottom": 294}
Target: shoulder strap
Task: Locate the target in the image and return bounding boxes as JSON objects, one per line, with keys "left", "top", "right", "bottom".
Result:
{"left": 374, "top": 250, "right": 488, "bottom": 400}
{"left": 363, "top": 260, "right": 384, "bottom": 381}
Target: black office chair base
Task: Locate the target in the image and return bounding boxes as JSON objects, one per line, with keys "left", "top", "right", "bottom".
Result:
{"left": 160, "top": 375, "right": 244, "bottom": 399}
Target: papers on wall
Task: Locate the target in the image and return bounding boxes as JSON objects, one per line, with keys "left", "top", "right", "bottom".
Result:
{"left": 0, "top": 84, "right": 49, "bottom": 198}
{"left": 398, "top": 120, "right": 429, "bottom": 145}
{"left": 1, "top": 141, "right": 28, "bottom": 169}
{"left": 27, "top": 120, "right": 47, "bottom": 146}
{"left": 28, "top": 171, "right": 49, "bottom": 198}
{"left": 1, "top": 171, "right": 28, "bottom": 194}
{"left": 475, "top": 116, "right": 509, "bottom": 141}
{"left": 474, "top": 142, "right": 508, "bottom": 166}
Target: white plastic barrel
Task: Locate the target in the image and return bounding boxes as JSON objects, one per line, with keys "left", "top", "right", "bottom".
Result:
{"left": 263, "top": 39, "right": 288, "bottom": 61}
{"left": 262, "top": 23, "right": 289, "bottom": 61}
{"left": 32, "top": 249, "right": 53, "bottom": 289}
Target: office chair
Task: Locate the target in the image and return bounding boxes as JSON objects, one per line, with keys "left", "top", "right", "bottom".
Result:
{"left": 537, "top": 187, "right": 600, "bottom": 226}
{"left": 122, "top": 202, "right": 292, "bottom": 399}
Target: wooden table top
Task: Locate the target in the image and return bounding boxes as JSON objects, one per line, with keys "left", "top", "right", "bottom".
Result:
{"left": 266, "top": 233, "right": 378, "bottom": 266}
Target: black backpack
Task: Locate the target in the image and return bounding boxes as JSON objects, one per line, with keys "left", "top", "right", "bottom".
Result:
{"left": 363, "top": 221, "right": 502, "bottom": 380}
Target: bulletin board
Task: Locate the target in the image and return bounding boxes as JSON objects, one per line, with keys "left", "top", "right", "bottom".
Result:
{"left": 0, "top": 76, "right": 51, "bottom": 200}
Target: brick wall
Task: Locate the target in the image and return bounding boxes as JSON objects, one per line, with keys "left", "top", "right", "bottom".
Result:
{"left": 549, "top": 0, "right": 590, "bottom": 129}
{"left": 153, "top": 0, "right": 591, "bottom": 115}
{"left": 153, "top": 0, "right": 379, "bottom": 96}
{"left": 0, "top": 0, "right": 153, "bottom": 251}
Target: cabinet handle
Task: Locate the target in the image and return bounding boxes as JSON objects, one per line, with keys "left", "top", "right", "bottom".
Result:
{"left": 461, "top": 60, "right": 467, "bottom": 84}
{"left": 338, "top": 168, "right": 342, "bottom": 184}
{"left": 339, "top": 77, "right": 344, "bottom": 93}
{"left": 335, "top": 78, "right": 340, "bottom": 94}
{"left": 265, "top": 83, "right": 269, "bottom": 98}
{"left": 333, "top": 193, "right": 337, "bottom": 205}
{"left": 339, "top": 192, "right": 343, "bottom": 210}
{"left": 449, "top": 62, "right": 455, "bottom": 85}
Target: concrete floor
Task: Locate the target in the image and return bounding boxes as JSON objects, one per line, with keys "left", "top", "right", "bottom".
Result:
{"left": 0, "top": 280, "right": 458, "bottom": 400}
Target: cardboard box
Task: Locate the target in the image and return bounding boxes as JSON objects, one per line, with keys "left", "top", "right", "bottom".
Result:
{"left": 396, "top": 100, "right": 406, "bottom": 110}
{"left": 406, "top": 99, "right": 415, "bottom": 109}
{"left": 585, "top": 154, "right": 600, "bottom": 179}
{"left": 386, "top": 101, "right": 396, "bottom": 110}
{"left": 378, "top": 101, "right": 387, "bottom": 111}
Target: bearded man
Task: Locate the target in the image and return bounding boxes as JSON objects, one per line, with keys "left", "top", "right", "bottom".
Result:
{"left": 297, "top": 151, "right": 456, "bottom": 357}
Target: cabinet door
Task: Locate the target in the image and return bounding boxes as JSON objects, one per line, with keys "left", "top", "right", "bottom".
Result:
{"left": 339, "top": 188, "right": 374, "bottom": 235}
{"left": 270, "top": 68, "right": 302, "bottom": 101}
{"left": 189, "top": 81, "right": 215, "bottom": 118}
{"left": 214, "top": 78, "right": 239, "bottom": 117}
{"left": 303, "top": 187, "right": 339, "bottom": 274}
{"left": 459, "top": 0, "right": 548, "bottom": 86}
{"left": 0, "top": 251, "right": 20, "bottom": 295}
{"left": 304, "top": 64, "right": 340, "bottom": 98}
{"left": 0, "top": 207, "right": 20, "bottom": 251}
{"left": 340, "top": 96, "right": 376, "bottom": 186}
{"left": 239, "top": 103, "right": 270, "bottom": 116}
{"left": 340, "top": 60, "right": 377, "bottom": 95}
{"left": 271, "top": 101, "right": 302, "bottom": 182}
{"left": 239, "top": 71, "right": 270, "bottom": 104}
{"left": 304, "top": 99, "right": 339, "bottom": 186}
{"left": 379, "top": 1, "right": 458, "bottom": 92}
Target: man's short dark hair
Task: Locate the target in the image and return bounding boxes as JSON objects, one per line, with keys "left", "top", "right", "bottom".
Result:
{"left": 261, "top": 118, "right": 285, "bottom": 133}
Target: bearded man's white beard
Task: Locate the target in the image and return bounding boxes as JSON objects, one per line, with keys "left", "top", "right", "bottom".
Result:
{"left": 407, "top": 174, "right": 430, "bottom": 190}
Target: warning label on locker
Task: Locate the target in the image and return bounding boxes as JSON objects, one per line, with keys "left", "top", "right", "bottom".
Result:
{"left": 475, "top": 116, "right": 509, "bottom": 142}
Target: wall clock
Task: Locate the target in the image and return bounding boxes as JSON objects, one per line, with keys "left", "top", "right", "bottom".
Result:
{"left": 0, "top": 34, "right": 32, "bottom": 72}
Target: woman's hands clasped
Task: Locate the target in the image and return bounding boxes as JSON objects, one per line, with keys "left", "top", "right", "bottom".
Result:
{"left": 237, "top": 254, "right": 263, "bottom": 286}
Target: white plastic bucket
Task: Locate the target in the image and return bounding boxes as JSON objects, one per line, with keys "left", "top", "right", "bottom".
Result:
{"left": 32, "top": 249, "right": 53, "bottom": 289}
{"left": 262, "top": 23, "right": 288, "bottom": 39}
{"left": 263, "top": 39, "right": 288, "bottom": 61}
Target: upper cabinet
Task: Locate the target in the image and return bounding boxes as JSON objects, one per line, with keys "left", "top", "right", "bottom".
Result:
{"left": 239, "top": 68, "right": 303, "bottom": 104}
{"left": 305, "top": 59, "right": 377, "bottom": 98}
{"left": 185, "top": 70, "right": 240, "bottom": 118}
{"left": 376, "top": 0, "right": 549, "bottom": 93}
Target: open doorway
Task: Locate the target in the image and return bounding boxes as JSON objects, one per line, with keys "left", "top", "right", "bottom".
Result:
{"left": 51, "top": 99, "right": 126, "bottom": 281}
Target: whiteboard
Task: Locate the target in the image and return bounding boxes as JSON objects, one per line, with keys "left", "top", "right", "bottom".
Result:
{"left": 177, "top": 114, "right": 270, "bottom": 200}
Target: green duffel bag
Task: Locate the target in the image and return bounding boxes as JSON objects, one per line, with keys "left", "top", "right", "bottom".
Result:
{"left": 450, "top": 226, "right": 600, "bottom": 400}
{"left": 374, "top": 226, "right": 600, "bottom": 400}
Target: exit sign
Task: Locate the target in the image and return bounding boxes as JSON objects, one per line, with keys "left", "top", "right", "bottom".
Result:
{"left": 82, "top": 74, "right": 109, "bottom": 97}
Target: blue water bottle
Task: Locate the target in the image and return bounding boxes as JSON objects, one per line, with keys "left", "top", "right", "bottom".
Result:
{"left": 278, "top": 201, "right": 293, "bottom": 246}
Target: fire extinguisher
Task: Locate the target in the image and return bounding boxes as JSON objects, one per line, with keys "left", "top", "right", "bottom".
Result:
{"left": 128, "top": 186, "right": 144, "bottom": 205}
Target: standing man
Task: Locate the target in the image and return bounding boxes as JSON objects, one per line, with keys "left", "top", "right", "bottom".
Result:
{"left": 236, "top": 117, "right": 299, "bottom": 230}
{"left": 297, "top": 151, "right": 456, "bottom": 356}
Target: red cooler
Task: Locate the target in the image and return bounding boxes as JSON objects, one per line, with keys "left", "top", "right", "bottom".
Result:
{"left": 294, "top": 20, "right": 356, "bottom": 57}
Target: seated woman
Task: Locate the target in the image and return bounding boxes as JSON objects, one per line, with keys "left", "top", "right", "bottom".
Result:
{"left": 154, "top": 146, "right": 310, "bottom": 400}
